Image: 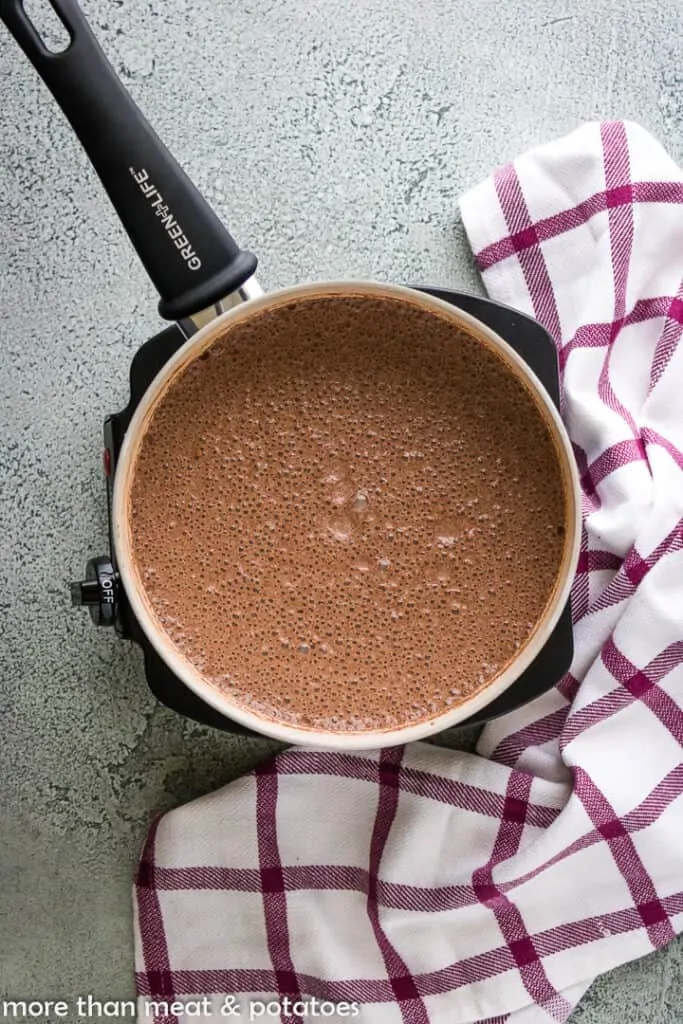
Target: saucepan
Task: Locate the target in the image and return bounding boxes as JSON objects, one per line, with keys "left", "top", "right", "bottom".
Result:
{"left": 0, "top": 0, "right": 581, "bottom": 748}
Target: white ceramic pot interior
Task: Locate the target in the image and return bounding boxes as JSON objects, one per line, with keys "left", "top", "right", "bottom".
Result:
{"left": 112, "top": 280, "right": 581, "bottom": 749}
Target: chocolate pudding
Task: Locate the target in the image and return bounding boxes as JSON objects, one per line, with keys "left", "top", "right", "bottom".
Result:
{"left": 128, "top": 293, "right": 567, "bottom": 733}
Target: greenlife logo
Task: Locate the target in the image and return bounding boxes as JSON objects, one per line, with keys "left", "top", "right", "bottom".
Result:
{"left": 129, "top": 167, "right": 202, "bottom": 270}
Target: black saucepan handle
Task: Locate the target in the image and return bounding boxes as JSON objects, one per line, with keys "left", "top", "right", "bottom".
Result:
{"left": 0, "top": 0, "right": 258, "bottom": 320}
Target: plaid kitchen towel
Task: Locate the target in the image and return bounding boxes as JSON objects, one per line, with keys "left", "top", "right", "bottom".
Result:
{"left": 133, "top": 121, "right": 683, "bottom": 1024}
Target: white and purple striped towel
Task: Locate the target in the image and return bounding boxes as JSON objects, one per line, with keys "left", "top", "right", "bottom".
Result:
{"left": 133, "top": 121, "right": 683, "bottom": 1024}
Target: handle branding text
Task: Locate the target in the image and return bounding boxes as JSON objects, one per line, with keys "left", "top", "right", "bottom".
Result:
{"left": 129, "top": 167, "right": 202, "bottom": 271}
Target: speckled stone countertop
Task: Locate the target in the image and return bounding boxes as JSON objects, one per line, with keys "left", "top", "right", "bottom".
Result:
{"left": 0, "top": 0, "right": 681, "bottom": 1020}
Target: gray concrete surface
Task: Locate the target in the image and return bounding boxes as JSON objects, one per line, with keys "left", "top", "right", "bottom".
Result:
{"left": 0, "top": 0, "right": 681, "bottom": 1020}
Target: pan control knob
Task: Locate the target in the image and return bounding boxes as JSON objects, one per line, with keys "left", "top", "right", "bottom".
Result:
{"left": 70, "top": 556, "right": 119, "bottom": 627}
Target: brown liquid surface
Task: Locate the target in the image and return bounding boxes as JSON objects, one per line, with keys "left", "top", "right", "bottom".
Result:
{"left": 129, "top": 294, "right": 567, "bottom": 733}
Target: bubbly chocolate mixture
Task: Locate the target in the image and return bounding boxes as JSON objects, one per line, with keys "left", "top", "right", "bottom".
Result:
{"left": 129, "top": 294, "right": 567, "bottom": 733}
